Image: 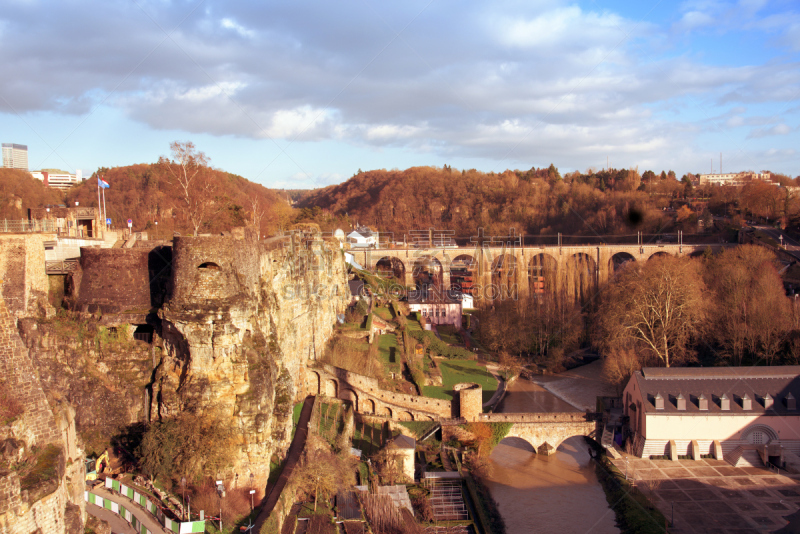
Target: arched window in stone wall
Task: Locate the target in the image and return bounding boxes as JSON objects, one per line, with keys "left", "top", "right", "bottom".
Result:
{"left": 198, "top": 262, "right": 220, "bottom": 270}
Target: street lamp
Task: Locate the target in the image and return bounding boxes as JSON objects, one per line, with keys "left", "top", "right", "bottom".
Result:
{"left": 249, "top": 473, "right": 255, "bottom": 512}
{"left": 180, "top": 477, "right": 187, "bottom": 521}
{"left": 216, "top": 480, "right": 225, "bottom": 531}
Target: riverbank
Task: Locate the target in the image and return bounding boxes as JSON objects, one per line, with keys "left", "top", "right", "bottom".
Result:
{"left": 530, "top": 360, "right": 617, "bottom": 411}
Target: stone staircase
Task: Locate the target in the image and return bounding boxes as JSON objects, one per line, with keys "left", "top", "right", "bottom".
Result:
{"left": 725, "top": 446, "right": 763, "bottom": 467}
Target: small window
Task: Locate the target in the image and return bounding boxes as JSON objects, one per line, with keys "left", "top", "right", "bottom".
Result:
{"left": 198, "top": 262, "right": 220, "bottom": 270}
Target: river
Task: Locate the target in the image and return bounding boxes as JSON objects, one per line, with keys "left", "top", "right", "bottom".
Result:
{"left": 482, "top": 378, "right": 619, "bottom": 533}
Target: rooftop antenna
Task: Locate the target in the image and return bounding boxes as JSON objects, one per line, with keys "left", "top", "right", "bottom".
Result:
{"left": 711, "top": 158, "right": 713, "bottom": 174}
{"left": 720, "top": 152, "right": 722, "bottom": 174}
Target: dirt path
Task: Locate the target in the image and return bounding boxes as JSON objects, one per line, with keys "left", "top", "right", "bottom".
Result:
{"left": 253, "top": 395, "right": 315, "bottom": 532}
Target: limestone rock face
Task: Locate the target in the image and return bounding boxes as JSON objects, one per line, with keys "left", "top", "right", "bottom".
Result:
{"left": 158, "top": 229, "right": 348, "bottom": 476}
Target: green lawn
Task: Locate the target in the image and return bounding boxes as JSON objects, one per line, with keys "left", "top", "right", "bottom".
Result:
{"left": 373, "top": 307, "right": 394, "bottom": 322}
{"left": 376, "top": 334, "right": 401, "bottom": 374}
{"left": 422, "top": 360, "right": 498, "bottom": 403}
{"left": 405, "top": 314, "right": 422, "bottom": 331}
{"left": 437, "top": 324, "right": 462, "bottom": 346}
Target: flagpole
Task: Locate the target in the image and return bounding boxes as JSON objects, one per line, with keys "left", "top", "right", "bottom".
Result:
{"left": 97, "top": 176, "right": 102, "bottom": 236}
{"left": 102, "top": 188, "right": 107, "bottom": 232}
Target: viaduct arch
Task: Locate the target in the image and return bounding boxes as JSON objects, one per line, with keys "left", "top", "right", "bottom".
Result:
{"left": 353, "top": 243, "right": 733, "bottom": 301}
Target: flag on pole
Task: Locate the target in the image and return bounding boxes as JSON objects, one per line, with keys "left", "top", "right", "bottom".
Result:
{"left": 98, "top": 178, "right": 110, "bottom": 189}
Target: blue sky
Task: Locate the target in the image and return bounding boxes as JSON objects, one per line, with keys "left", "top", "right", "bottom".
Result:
{"left": 1, "top": 0, "right": 798, "bottom": 189}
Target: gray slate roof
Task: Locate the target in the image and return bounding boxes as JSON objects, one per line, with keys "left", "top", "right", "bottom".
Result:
{"left": 632, "top": 366, "right": 800, "bottom": 415}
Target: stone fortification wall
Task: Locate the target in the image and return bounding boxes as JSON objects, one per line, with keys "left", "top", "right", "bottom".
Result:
{"left": 159, "top": 228, "right": 349, "bottom": 477}
{"left": 0, "top": 234, "right": 51, "bottom": 318}
{"left": 315, "top": 364, "right": 453, "bottom": 419}
{"left": 0, "top": 297, "right": 85, "bottom": 533}
{"left": 72, "top": 247, "right": 153, "bottom": 314}
{"left": 0, "top": 298, "right": 59, "bottom": 447}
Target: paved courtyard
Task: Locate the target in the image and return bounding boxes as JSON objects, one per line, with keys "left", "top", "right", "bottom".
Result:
{"left": 610, "top": 456, "right": 800, "bottom": 533}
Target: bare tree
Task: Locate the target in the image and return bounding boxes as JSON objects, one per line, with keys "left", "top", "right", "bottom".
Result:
{"left": 596, "top": 256, "right": 708, "bottom": 367}
{"left": 249, "top": 196, "right": 266, "bottom": 237}
{"left": 161, "top": 141, "right": 217, "bottom": 236}
{"left": 706, "top": 245, "right": 790, "bottom": 365}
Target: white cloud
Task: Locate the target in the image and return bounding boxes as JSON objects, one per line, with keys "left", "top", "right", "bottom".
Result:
{"left": 747, "top": 123, "right": 792, "bottom": 138}
{"left": 221, "top": 18, "right": 254, "bottom": 39}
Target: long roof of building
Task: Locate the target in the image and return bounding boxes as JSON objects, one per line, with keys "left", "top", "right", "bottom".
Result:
{"left": 631, "top": 366, "right": 800, "bottom": 415}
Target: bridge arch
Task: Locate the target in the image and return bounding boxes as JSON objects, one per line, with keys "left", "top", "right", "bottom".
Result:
{"left": 609, "top": 252, "right": 636, "bottom": 274}
{"left": 375, "top": 256, "right": 407, "bottom": 283}
{"left": 491, "top": 253, "right": 518, "bottom": 299}
{"left": 565, "top": 253, "right": 596, "bottom": 303}
{"left": 496, "top": 436, "right": 537, "bottom": 453}
{"left": 528, "top": 253, "right": 558, "bottom": 296}
{"left": 450, "top": 254, "right": 476, "bottom": 295}
{"left": 413, "top": 255, "right": 444, "bottom": 291}
{"left": 648, "top": 251, "right": 673, "bottom": 261}
{"left": 382, "top": 406, "right": 393, "bottom": 419}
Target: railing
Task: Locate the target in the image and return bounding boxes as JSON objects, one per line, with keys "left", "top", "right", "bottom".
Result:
{"left": 0, "top": 219, "right": 58, "bottom": 233}
{"left": 45, "top": 259, "right": 79, "bottom": 274}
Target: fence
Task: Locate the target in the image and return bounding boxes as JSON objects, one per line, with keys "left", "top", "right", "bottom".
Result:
{"left": 0, "top": 219, "right": 58, "bottom": 233}
{"left": 91, "top": 477, "right": 206, "bottom": 533}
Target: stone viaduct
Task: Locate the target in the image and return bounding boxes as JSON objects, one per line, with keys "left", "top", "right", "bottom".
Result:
{"left": 479, "top": 412, "right": 599, "bottom": 455}
{"left": 349, "top": 242, "right": 733, "bottom": 299}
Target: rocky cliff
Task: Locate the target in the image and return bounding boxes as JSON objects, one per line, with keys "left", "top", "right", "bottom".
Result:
{"left": 157, "top": 228, "right": 348, "bottom": 477}
{"left": 18, "top": 227, "right": 347, "bottom": 486}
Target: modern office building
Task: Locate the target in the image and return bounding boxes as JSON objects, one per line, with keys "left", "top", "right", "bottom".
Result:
{"left": 30, "top": 169, "right": 83, "bottom": 189}
{"left": 2, "top": 143, "right": 29, "bottom": 170}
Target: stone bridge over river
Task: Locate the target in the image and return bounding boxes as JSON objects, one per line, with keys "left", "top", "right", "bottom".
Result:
{"left": 478, "top": 412, "right": 600, "bottom": 455}
{"left": 349, "top": 242, "right": 732, "bottom": 299}
{"left": 306, "top": 364, "right": 600, "bottom": 455}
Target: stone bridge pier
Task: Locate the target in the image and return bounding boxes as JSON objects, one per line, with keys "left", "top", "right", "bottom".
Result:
{"left": 480, "top": 412, "right": 599, "bottom": 455}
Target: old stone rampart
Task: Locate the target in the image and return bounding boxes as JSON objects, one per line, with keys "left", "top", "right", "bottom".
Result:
{"left": 311, "top": 364, "right": 453, "bottom": 420}
{"left": 73, "top": 247, "right": 152, "bottom": 314}
{"left": 0, "top": 296, "right": 85, "bottom": 533}
{"left": 0, "top": 234, "right": 51, "bottom": 318}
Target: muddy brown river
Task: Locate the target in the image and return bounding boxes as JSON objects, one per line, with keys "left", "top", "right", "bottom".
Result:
{"left": 483, "top": 378, "right": 619, "bottom": 533}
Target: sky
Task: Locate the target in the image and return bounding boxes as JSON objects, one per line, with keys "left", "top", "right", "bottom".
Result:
{"left": 1, "top": 0, "right": 799, "bottom": 189}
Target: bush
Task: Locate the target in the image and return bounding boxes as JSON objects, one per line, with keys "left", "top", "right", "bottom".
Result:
{"left": 136, "top": 410, "right": 236, "bottom": 483}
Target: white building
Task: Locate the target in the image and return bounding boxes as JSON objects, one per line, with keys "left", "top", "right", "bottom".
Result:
{"left": 30, "top": 169, "right": 83, "bottom": 189}
{"left": 347, "top": 226, "right": 378, "bottom": 248}
{"left": 622, "top": 366, "right": 800, "bottom": 466}
{"left": 2, "top": 143, "right": 28, "bottom": 170}
{"left": 696, "top": 171, "right": 773, "bottom": 187}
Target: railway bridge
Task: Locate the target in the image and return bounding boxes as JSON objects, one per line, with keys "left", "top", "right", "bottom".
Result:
{"left": 349, "top": 242, "right": 733, "bottom": 299}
